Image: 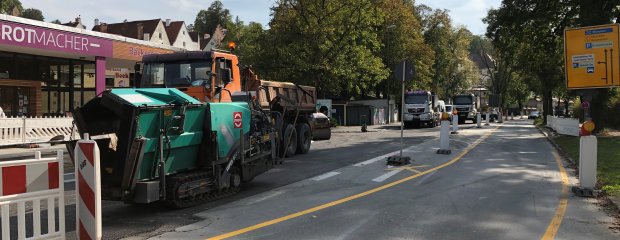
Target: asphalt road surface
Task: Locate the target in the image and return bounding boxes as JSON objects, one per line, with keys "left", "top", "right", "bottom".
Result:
{"left": 3, "top": 120, "right": 619, "bottom": 239}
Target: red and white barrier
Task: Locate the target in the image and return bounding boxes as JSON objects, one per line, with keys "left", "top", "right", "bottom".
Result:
{"left": 0, "top": 150, "right": 65, "bottom": 239}
{"left": 75, "top": 135, "right": 102, "bottom": 240}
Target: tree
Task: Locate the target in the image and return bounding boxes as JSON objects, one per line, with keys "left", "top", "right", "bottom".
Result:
{"left": 1, "top": 0, "right": 21, "bottom": 15}
{"left": 420, "top": 7, "right": 478, "bottom": 99}
{"left": 21, "top": 8, "right": 44, "bottom": 21}
{"left": 376, "top": 0, "right": 434, "bottom": 99}
{"left": 193, "top": 1, "right": 232, "bottom": 37}
{"left": 260, "top": 0, "right": 388, "bottom": 97}
{"left": 484, "top": 0, "right": 620, "bottom": 128}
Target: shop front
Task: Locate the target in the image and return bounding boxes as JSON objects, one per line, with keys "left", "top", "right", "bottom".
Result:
{"left": 0, "top": 15, "right": 178, "bottom": 117}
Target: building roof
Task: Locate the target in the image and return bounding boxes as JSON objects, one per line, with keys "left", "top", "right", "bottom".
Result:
{"left": 189, "top": 31, "right": 199, "bottom": 42}
{"left": 62, "top": 17, "right": 85, "bottom": 29}
{"left": 164, "top": 21, "right": 185, "bottom": 44}
{"left": 92, "top": 19, "right": 162, "bottom": 40}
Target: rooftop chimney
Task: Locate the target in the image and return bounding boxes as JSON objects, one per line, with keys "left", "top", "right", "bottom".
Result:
{"left": 137, "top": 23, "right": 145, "bottom": 40}
{"left": 94, "top": 18, "right": 99, "bottom": 26}
{"left": 165, "top": 19, "right": 171, "bottom": 27}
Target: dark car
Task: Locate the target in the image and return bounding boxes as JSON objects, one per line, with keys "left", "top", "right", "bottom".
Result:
{"left": 311, "top": 113, "right": 331, "bottom": 140}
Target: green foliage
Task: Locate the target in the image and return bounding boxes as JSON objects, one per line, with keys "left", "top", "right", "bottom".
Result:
{"left": 193, "top": 1, "right": 231, "bottom": 36}
{"left": 0, "top": 0, "right": 22, "bottom": 14}
{"left": 21, "top": 8, "right": 44, "bottom": 21}
{"left": 191, "top": 1, "right": 481, "bottom": 100}
{"left": 420, "top": 7, "right": 478, "bottom": 99}
{"left": 554, "top": 135, "right": 620, "bottom": 197}
{"left": 258, "top": 0, "right": 388, "bottom": 96}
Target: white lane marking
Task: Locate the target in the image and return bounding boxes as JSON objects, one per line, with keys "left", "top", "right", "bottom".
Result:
{"left": 372, "top": 169, "right": 402, "bottom": 182}
{"left": 353, "top": 151, "right": 399, "bottom": 167}
{"left": 243, "top": 191, "right": 286, "bottom": 206}
{"left": 311, "top": 171, "right": 341, "bottom": 181}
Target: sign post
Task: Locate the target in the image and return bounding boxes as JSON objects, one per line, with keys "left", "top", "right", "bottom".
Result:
{"left": 387, "top": 60, "right": 414, "bottom": 166}
{"left": 565, "top": 24, "right": 620, "bottom": 89}
{"left": 564, "top": 24, "right": 620, "bottom": 197}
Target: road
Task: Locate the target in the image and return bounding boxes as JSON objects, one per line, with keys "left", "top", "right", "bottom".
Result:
{"left": 15, "top": 122, "right": 440, "bottom": 239}
{"left": 3, "top": 120, "right": 619, "bottom": 239}
{"left": 148, "top": 120, "right": 619, "bottom": 240}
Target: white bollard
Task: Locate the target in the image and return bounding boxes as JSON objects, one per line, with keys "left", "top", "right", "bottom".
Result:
{"left": 437, "top": 120, "right": 451, "bottom": 154}
{"left": 476, "top": 113, "right": 482, "bottom": 128}
{"left": 451, "top": 114, "right": 459, "bottom": 134}
{"left": 579, "top": 135, "right": 597, "bottom": 189}
{"left": 75, "top": 134, "right": 102, "bottom": 240}
{"left": 485, "top": 112, "right": 490, "bottom": 126}
{"left": 511, "top": 112, "right": 514, "bottom": 120}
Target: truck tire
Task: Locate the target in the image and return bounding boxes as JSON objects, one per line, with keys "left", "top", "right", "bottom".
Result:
{"left": 282, "top": 124, "right": 298, "bottom": 158}
{"left": 296, "top": 123, "right": 311, "bottom": 154}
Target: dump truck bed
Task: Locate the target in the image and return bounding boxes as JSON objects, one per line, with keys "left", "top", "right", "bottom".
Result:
{"left": 250, "top": 80, "right": 316, "bottom": 113}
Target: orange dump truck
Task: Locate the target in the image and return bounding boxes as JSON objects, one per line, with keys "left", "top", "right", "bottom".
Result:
{"left": 136, "top": 50, "right": 320, "bottom": 159}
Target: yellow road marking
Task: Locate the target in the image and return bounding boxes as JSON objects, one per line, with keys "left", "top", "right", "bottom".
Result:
{"left": 385, "top": 164, "right": 430, "bottom": 173}
{"left": 541, "top": 151, "right": 570, "bottom": 240}
{"left": 206, "top": 127, "right": 499, "bottom": 240}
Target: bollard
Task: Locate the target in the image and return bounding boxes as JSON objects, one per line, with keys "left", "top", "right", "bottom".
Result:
{"left": 476, "top": 113, "right": 482, "bottom": 128}
{"left": 511, "top": 112, "right": 514, "bottom": 120}
{"left": 451, "top": 114, "right": 459, "bottom": 134}
{"left": 485, "top": 112, "right": 490, "bottom": 126}
{"left": 75, "top": 133, "right": 102, "bottom": 240}
{"left": 436, "top": 120, "right": 451, "bottom": 154}
{"left": 579, "top": 135, "right": 597, "bottom": 189}
{"left": 498, "top": 112, "right": 503, "bottom": 123}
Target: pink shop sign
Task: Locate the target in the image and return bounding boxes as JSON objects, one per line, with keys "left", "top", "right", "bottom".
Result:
{"left": 0, "top": 20, "right": 112, "bottom": 57}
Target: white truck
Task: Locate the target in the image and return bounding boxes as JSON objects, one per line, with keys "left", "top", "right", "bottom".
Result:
{"left": 452, "top": 93, "right": 478, "bottom": 124}
{"left": 403, "top": 90, "right": 440, "bottom": 128}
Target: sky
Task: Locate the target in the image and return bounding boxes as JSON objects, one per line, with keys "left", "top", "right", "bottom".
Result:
{"left": 20, "top": 0, "right": 501, "bottom": 35}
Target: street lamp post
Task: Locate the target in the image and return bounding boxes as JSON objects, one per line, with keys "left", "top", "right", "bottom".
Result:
{"left": 385, "top": 25, "right": 396, "bottom": 123}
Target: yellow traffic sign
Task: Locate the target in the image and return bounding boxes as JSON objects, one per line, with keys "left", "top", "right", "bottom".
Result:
{"left": 564, "top": 24, "right": 620, "bottom": 89}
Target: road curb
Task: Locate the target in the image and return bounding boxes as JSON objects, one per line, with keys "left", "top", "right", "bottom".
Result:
{"left": 536, "top": 124, "right": 620, "bottom": 218}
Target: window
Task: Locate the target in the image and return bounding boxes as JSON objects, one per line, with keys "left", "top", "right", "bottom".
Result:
{"left": 159, "top": 32, "right": 162, "bottom": 39}
{"left": 214, "top": 58, "right": 233, "bottom": 87}
{"left": 183, "top": 42, "right": 186, "bottom": 47}
{"left": 183, "top": 30, "right": 185, "bottom": 35}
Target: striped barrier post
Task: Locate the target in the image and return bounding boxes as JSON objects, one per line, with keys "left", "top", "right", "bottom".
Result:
{"left": 75, "top": 134, "right": 102, "bottom": 240}
{"left": 0, "top": 150, "right": 65, "bottom": 239}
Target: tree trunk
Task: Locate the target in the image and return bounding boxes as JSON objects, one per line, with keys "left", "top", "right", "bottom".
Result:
{"left": 590, "top": 88, "right": 608, "bottom": 132}
{"left": 543, "top": 90, "right": 552, "bottom": 125}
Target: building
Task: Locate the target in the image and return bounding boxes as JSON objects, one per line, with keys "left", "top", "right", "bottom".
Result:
{"left": 0, "top": 14, "right": 182, "bottom": 117}
{"left": 201, "top": 25, "right": 227, "bottom": 51}
{"left": 92, "top": 19, "right": 171, "bottom": 46}
{"left": 163, "top": 20, "right": 200, "bottom": 51}
{"left": 61, "top": 16, "right": 86, "bottom": 29}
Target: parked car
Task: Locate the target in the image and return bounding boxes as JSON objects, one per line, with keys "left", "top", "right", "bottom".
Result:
{"left": 312, "top": 113, "right": 331, "bottom": 140}
{"left": 528, "top": 111, "right": 541, "bottom": 119}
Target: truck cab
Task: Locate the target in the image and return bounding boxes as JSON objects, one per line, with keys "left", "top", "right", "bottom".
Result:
{"left": 452, "top": 93, "right": 478, "bottom": 124}
{"left": 137, "top": 51, "right": 241, "bottom": 102}
{"left": 403, "top": 90, "right": 439, "bottom": 128}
